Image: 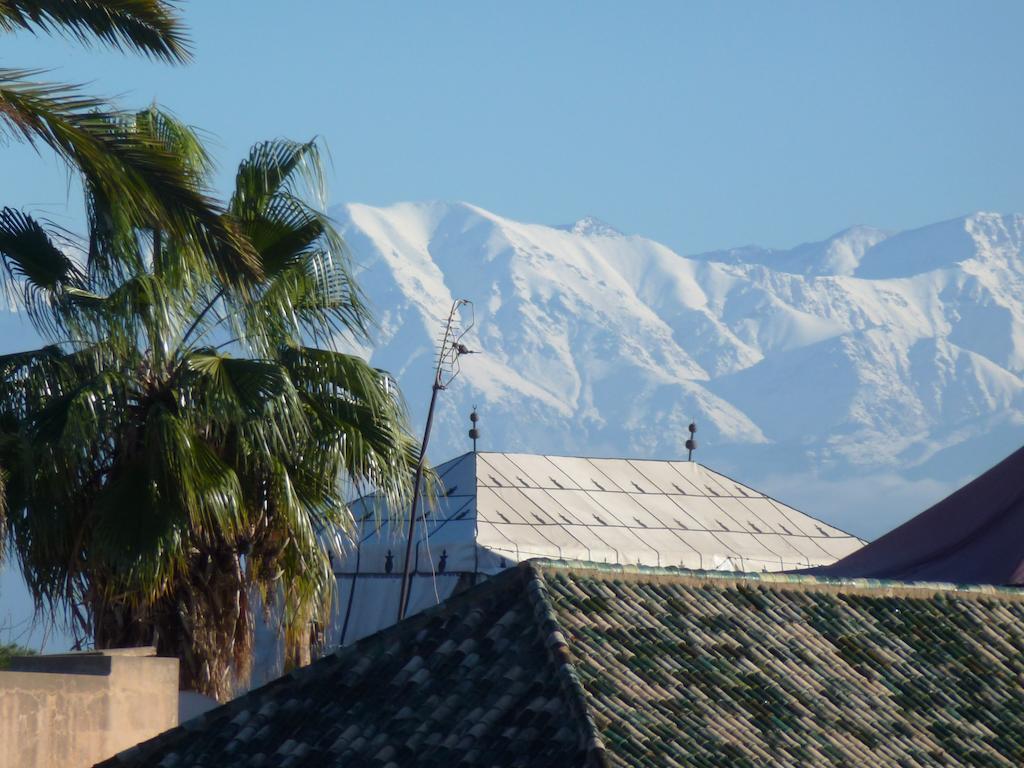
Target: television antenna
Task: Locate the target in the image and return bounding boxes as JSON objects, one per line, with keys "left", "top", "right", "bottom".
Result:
{"left": 397, "top": 299, "right": 476, "bottom": 621}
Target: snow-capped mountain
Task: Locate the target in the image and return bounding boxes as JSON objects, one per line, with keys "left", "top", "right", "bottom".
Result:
{"left": 335, "top": 203, "right": 1024, "bottom": 538}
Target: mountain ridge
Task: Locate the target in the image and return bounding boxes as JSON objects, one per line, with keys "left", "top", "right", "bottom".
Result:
{"left": 334, "top": 203, "right": 1024, "bottom": 537}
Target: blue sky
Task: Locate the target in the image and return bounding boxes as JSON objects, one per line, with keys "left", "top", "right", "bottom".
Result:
{"left": 3, "top": 1, "right": 1024, "bottom": 650}
{"left": 3, "top": 1, "right": 1024, "bottom": 254}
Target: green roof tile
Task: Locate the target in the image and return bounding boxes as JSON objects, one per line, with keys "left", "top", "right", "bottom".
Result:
{"left": 99, "top": 561, "right": 1024, "bottom": 767}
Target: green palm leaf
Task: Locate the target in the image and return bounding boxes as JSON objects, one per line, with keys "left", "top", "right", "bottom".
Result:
{"left": 0, "top": 208, "right": 81, "bottom": 292}
{"left": 0, "top": 0, "right": 190, "bottom": 62}
{"left": 0, "top": 0, "right": 255, "bottom": 297}
{"left": 1, "top": 76, "right": 260, "bottom": 283}
{"left": 0, "top": 208, "right": 84, "bottom": 335}
{"left": 230, "top": 139, "right": 326, "bottom": 220}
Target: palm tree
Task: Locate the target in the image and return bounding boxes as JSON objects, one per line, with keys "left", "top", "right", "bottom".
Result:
{"left": 0, "top": 114, "right": 421, "bottom": 700}
{"left": 0, "top": 1, "right": 258, "bottom": 279}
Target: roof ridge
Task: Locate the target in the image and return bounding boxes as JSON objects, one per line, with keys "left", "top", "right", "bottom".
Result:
{"left": 518, "top": 562, "right": 610, "bottom": 768}
{"left": 530, "top": 558, "right": 1024, "bottom": 600}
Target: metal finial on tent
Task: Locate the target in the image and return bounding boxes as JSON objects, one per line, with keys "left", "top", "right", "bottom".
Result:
{"left": 469, "top": 406, "right": 480, "bottom": 452}
{"left": 686, "top": 421, "right": 698, "bottom": 462}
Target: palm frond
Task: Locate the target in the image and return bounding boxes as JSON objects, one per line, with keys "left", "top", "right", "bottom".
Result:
{"left": 0, "top": 0, "right": 190, "bottom": 62}
{"left": 280, "top": 346, "right": 422, "bottom": 510}
{"left": 183, "top": 352, "right": 306, "bottom": 450}
{"left": 90, "top": 459, "right": 182, "bottom": 590}
{"left": 0, "top": 72, "right": 260, "bottom": 284}
{"left": 222, "top": 141, "right": 370, "bottom": 350}
{"left": 0, "top": 208, "right": 83, "bottom": 335}
{"left": 143, "top": 406, "right": 246, "bottom": 543}
{"left": 230, "top": 139, "right": 327, "bottom": 221}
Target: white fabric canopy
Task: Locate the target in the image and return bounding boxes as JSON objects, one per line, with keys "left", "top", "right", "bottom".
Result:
{"left": 325, "top": 451, "right": 864, "bottom": 646}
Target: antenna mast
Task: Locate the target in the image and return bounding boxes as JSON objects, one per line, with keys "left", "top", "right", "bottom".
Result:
{"left": 397, "top": 299, "right": 475, "bottom": 622}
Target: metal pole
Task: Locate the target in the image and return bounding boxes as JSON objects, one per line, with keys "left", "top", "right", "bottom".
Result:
{"left": 397, "top": 382, "right": 440, "bottom": 622}
{"left": 395, "top": 298, "right": 473, "bottom": 623}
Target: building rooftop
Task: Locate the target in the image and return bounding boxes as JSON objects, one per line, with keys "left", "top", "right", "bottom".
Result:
{"left": 104, "top": 560, "right": 1024, "bottom": 767}
{"left": 322, "top": 451, "right": 865, "bottom": 648}
{"left": 806, "top": 444, "right": 1024, "bottom": 585}
{"left": 343, "top": 450, "right": 862, "bottom": 573}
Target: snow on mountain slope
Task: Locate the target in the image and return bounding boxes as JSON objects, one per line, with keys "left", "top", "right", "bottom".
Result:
{"left": 342, "top": 202, "right": 764, "bottom": 450}
{"left": 690, "top": 225, "right": 891, "bottom": 277}
{"left": 335, "top": 204, "right": 1024, "bottom": 537}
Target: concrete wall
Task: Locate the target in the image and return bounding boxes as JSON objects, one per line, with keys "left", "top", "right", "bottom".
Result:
{"left": 0, "top": 647, "right": 178, "bottom": 768}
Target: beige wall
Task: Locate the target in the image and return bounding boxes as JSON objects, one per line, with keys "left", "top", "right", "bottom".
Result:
{"left": 0, "top": 648, "right": 178, "bottom": 768}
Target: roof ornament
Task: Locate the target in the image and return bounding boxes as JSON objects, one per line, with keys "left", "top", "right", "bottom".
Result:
{"left": 469, "top": 406, "right": 480, "bottom": 452}
{"left": 398, "top": 299, "right": 476, "bottom": 622}
{"left": 686, "top": 421, "right": 698, "bottom": 462}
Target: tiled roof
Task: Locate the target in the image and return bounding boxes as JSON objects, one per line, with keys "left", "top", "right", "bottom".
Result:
{"left": 100, "top": 562, "right": 1024, "bottom": 767}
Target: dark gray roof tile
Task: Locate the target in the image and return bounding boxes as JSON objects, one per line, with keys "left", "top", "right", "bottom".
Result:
{"left": 99, "top": 561, "right": 1024, "bottom": 767}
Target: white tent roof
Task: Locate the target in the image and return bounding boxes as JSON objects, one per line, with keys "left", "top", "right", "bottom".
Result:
{"left": 325, "top": 451, "right": 864, "bottom": 646}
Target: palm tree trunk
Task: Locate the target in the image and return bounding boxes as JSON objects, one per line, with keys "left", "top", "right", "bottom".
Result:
{"left": 89, "top": 546, "right": 252, "bottom": 701}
